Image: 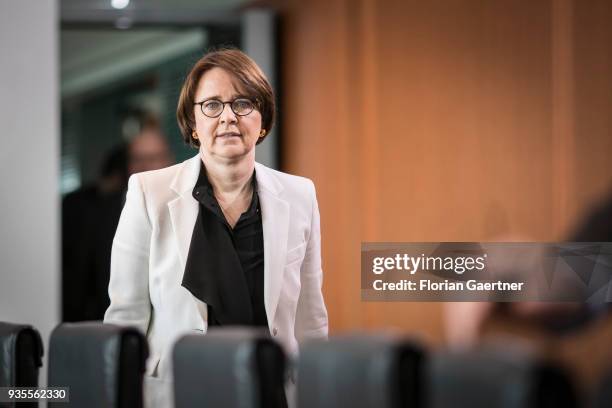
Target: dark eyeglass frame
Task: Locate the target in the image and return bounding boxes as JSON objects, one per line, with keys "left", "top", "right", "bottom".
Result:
{"left": 194, "top": 98, "right": 257, "bottom": 118}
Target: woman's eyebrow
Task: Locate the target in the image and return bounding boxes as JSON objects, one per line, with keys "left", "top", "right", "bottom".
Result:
{"left": 200, "top": 93, "right": 243, "bottom": 101}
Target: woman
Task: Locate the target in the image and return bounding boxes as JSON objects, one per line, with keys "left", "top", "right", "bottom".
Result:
{"left": 104, "top": 49, "right": 328, "bottom": 407}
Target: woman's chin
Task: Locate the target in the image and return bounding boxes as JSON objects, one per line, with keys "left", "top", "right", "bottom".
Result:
{"left": 212, "top": 145, "right": 252, "bottom": 160}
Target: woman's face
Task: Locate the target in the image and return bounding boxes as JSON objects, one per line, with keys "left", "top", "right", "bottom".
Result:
{"left": 193, "top": 67, "right": 263, "bottom": 162}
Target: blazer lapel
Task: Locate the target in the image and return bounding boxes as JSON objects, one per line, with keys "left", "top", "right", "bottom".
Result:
{"left": 168, "top": 155, "right": 201, "bottom": 273}
{"left": 256, "top": 163, "right": 290, "bottom": 327}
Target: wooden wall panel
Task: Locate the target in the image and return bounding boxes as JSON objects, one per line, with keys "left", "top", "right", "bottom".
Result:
{"left": 375, "top": 0, "right": 553, "bottom": 242}
{"left": 269, "top": 0, "right": 612, "bottom": 345}
{"left": 571, "top": 0, "right": 612, "bottom": 233}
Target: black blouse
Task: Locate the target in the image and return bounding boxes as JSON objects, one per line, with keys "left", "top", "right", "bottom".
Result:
{"left": 181, "top": 161, "right": 267, "bottom": 328}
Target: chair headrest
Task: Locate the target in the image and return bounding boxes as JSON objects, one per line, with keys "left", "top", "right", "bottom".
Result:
{"left": 48, "top": 322, "right": 148, "bottom": 408}
{"left": 0, "top": 321, "right": 44, "bottom": 387}
{"left": 173, "top": 328, "right": 286, "bottom": 408}
{"left": 298, "top": 334, "right": 425, "bottom": 408}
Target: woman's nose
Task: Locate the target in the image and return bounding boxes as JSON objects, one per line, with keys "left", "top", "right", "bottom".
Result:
{"left": 219, "top": 103, "right": 238, "bottom": 124}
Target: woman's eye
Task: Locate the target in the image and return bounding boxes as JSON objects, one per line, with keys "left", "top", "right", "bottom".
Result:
{"left": 235, "top": 100, "right": 252, "bottom": 110}
{"left": 205, "top": 101, "right": 221, "bottom": 110}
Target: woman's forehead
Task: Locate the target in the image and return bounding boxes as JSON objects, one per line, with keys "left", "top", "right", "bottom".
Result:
{"left": 196, "top": 67, "right": 246, "bottom": 99}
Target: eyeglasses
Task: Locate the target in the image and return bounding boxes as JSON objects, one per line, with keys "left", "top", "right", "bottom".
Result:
{"left": 194, "top": 98, "right": 256, "bottom": 118}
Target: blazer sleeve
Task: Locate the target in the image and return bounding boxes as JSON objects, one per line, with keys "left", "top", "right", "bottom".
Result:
{"left": 294, "top": 180, "right": 329, "bottom": 341}
{"left": 104, "top": 174, "right": 152, "bottom": 335}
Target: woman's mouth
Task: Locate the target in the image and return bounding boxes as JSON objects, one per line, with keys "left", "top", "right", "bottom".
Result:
{"left": 217, "top": 131, "right": 241, "bottom": 138}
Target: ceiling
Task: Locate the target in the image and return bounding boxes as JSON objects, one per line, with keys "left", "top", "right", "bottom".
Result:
{"left": 60, "top": 0, "right": 251, "bottom": 26}
{"left": 59, "top": 0, "right": 252, "bottom": 97}
{"left": 60, "top": 0, "right": 248, "bottom": 12}
{"left": 61, "top": 28, "right": 207, "bottom": 98}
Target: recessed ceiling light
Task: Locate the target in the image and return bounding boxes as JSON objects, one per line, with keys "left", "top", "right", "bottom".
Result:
{"left": 111, "top": 0, "right": 130, "bottom": 10}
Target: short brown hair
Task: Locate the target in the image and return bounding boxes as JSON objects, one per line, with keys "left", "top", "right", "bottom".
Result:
{"left": 176, "top": 48, "right": 275, "bottom": 147}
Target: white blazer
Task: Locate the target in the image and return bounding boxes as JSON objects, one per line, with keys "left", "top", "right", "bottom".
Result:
{"left": 104, "top": 154, "right": 328, "bottom": 407}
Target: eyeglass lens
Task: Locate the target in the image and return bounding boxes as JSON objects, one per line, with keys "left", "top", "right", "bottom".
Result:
{"left": 201, "top": 99, "right": 254, "bottom": 117}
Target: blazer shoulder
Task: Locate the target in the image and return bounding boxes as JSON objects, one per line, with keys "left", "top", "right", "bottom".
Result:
{"left": 256, "top": 163, "right": 316, "bottom": 197}
{"left": 132, "top": 162, "right": 182, "bottom": 187}
{"left": 128, "top": 160, "right": 190, "bottom": 207}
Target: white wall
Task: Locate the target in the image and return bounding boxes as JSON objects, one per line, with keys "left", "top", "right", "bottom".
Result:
{"left": 0, "top": 0, "right": 60, "bottom": 383}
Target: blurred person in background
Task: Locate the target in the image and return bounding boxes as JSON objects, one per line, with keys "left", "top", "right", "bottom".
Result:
{"left": 104, "top": 48, "right": 328, "bottom": 408}
{"left": 128, "top": 117, "right": 175, "bottom": 176}
{"left": 62, "top": 123, "right": 174, "bottom": 322}
{"left": 445, "top": 191, "right": 612, "bottom": 400}
{"left": 62, "top": 144, "right": 129, "bottom": 322}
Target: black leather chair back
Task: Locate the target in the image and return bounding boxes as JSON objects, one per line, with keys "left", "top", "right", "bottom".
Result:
{"left": 173, "top": 328, "right": 286, "bottom": 408}
{"left": 0, "top": 322, "right": 44, "bottom": 408}
{"left": 297, "top": 334, "right": 425, "bottom": 408}
{"left": 48, "top": 322, "right": 148, "bottom": 408}
{"left": 428, "top": 347, "right": 578, "bottom": 408}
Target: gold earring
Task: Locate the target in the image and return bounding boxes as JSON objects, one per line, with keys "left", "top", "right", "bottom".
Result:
{"left": 192, "top": 131, "right": 199, "bottom": 140}
{"left": 259, "top": 129, "right": 267, "bottom": 137}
